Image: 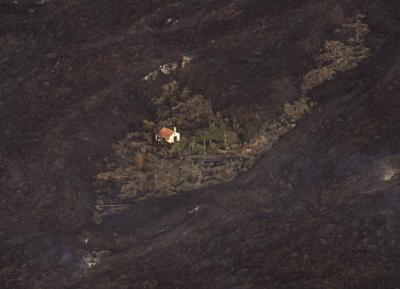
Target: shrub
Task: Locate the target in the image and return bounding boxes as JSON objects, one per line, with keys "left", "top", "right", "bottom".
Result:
{"left": 179, "top": 87, "right": 191, "bottom": 100}
{"left": 171, "top": 138, "right": 188, "bottom": 153}
{"left": 301, "top": 13, "right": 369, "bottom": 95}
{"left": 283, "top": 97, "right": 314, "bottom": 122}
{"left": 143, "top": 120, "right": 154, "bottom": 131}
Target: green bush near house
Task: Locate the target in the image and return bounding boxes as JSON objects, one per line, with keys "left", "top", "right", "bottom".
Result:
{"left": 179, "top": 87, "right": 191, "bottom": 100}
{"left": 187, "top": 136, "right": 205, "bottom": 154}
{"left": 207, "top": 142, "right": 219, "bottom": 153}
{"left": 191, "top": 143, "right": 204, "bottom": 154}
{"left": 171, "top": 138, "right": 188, "bottom": 153}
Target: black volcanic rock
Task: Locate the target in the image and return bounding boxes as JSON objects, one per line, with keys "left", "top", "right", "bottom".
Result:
{"left": 1, "top": 1, "right": 400, "bottom": 289}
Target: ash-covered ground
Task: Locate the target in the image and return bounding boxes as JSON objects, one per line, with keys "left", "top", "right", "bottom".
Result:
{"left": 1, "top": 1, "right": 400, "bottom": 288}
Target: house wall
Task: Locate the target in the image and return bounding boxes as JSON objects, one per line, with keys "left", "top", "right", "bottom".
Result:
{"left": 167, "top": 132, "right": 181, "bottom": 143}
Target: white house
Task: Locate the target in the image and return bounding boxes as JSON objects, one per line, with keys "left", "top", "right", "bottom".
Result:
{"left": 156, "top": 127, "right": 181, "bottom": 144}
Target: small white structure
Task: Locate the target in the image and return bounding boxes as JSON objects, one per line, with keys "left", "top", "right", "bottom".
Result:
{"left": 156, "top": 127, "right": 181, "bottom": 144}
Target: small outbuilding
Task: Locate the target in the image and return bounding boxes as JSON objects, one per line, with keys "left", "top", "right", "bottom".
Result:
{"left": 156, "top": 127, "right": 181, "bottom": 144}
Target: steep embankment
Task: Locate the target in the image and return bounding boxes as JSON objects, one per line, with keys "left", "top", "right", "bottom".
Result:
{"left": 1, "top": 1, "right": 400, "bottom": 289}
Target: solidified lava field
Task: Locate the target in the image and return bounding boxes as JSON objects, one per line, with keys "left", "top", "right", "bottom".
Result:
{"left": 1, "top": 1, "right": 400, "bottom": 288}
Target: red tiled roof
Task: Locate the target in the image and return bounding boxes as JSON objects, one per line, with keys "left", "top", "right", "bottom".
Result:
{"left": 159, "top": 127, "right": 174, "bottom": 139}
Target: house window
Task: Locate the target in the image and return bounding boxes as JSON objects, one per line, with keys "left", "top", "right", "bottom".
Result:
{"left": 174, "top": 136, "right": 178, "bottom": 142}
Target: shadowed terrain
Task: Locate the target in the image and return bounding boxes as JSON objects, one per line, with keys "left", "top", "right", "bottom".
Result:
{"left": 1, "top": 0, "right": 400, "bottom": 288}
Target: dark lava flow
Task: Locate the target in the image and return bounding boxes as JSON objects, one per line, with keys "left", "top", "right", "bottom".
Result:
{"left": 1, "top": 0, "right": 400, "bottom": 288}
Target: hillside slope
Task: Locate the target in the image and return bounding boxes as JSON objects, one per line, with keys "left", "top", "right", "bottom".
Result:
{"left": 1, "top": 0, "right": 400, "bottom": 288}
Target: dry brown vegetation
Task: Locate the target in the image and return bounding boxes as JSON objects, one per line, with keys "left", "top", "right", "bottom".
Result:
{"left": 302, "top": 13, "right": 370, "bottom": 94}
